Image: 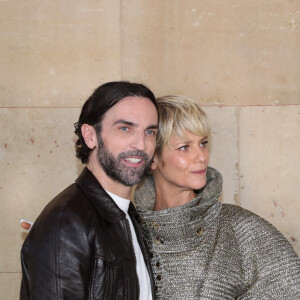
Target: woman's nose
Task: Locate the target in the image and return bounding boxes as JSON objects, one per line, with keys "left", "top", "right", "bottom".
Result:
{"left": 194, "top": 148, "right": 209, "bottom": 163}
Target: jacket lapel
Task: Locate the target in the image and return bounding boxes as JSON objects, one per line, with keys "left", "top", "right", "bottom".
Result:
{"left": 75, "top": 167, "right": 126, "bottom": 223}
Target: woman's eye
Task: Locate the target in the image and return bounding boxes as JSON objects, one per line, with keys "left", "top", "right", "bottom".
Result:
{"left": 200, "top": 140, "right": 209, "bottom": 147}
{"left": 178, "top": 145, "right": 188, "bottom": 151}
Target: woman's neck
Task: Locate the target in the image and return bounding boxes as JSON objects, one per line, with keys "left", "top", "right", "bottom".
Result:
{"left": 153, "top": 180, "right": 196, "bottom": 211}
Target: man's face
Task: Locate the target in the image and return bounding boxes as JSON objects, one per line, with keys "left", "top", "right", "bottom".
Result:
{"left": 97, "top": 96, "right": 158, "bottom": 186}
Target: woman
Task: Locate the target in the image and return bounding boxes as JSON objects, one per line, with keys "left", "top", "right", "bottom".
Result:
{"left": 134, "top": 95, "right": 300, "bottom": 299}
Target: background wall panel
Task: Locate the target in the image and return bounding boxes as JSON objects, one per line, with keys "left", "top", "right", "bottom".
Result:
{"left": 0, "top": 0, "right": 299, "bottom": 298}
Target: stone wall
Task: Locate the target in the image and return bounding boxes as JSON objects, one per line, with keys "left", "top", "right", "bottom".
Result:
{"left": 1, "top": 1, "right": 299, "bottom": 298}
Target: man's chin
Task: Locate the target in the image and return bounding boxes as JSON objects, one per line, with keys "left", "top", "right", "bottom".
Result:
{"left": 115, "top": 176, "right": 143, "bottom": 187}
{"left": 108, "top": 169, "right": 146, "bottom": 187}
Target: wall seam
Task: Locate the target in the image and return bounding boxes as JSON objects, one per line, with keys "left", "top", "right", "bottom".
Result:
{"left": 119, "top": 0, "right": 124, "bottom": 80}
{"left": 235, "top": 105, "right": 241, "bottom": 206}
{"left": 1, "top": 104, "right": 300, "bottom": 109}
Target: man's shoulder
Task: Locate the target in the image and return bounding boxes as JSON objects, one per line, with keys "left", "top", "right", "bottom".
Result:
{"left": 43, "top": 182, "right": 88, "bottom": 213}
{"left": 31, "top": 183, "right": 95, "bottom": 232}
{"left": 23, "top": 183, "right": 98, "bottom": 249}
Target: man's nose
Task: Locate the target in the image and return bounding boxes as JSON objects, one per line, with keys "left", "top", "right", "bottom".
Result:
{"left": 130, "top": 132, "right": 146, "bottom": 151}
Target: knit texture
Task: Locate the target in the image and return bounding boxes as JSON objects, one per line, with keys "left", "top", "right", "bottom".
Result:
{"left": 135, "top": 167, "right": 300, "bottom": 299}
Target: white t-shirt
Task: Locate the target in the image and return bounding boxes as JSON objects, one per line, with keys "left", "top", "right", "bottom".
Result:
{"left": 106, "top": 190, "right": 152, "bottom": 300}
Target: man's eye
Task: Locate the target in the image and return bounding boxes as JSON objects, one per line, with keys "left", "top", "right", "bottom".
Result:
{"left": 145, "top": 130, "right": 156, "bottom": 136}
{"left": 200, "top": 140, "right": 209, "bottom": 147}
{"left": 120, "top": 127, "right": 129, "bottom": 132}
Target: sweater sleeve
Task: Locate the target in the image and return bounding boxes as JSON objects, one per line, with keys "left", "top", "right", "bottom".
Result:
{"left": 225, "top": 205, "right": 300, "bottom": 300}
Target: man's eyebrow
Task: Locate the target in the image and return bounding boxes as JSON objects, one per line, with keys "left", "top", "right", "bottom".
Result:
{"left": 113, "top": 120, "right": 136, "bottom": 126}
{"left": 146, "top": 125, "right": 158, "bottom": 130}
{"left": 113, "top": 120, "right": 158, "bottom": 130}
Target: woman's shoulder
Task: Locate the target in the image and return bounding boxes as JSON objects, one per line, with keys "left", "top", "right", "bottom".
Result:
{"left": 220, "top": 203, "right": 280, "bottom": 235}
{"left": 221, "top": 203, "right": 268, "bottom": 222}
{"left": 219, "top": 205, "right": 300, "bottom": 298}
{"left": 220, "top": 203, "right": 296, "bottom": 254}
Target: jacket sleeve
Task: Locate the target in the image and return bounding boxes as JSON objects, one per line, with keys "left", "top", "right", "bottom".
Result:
{"left": 235, "top": 209, "right": 300, "bottom": 299}
{"left": 20, "top": 197, "right": 95, "bottom": 300}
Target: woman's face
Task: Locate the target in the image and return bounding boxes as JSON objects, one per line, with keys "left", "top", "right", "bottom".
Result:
{"left": 152, "top": 131, "right": 210, "bottom": 192}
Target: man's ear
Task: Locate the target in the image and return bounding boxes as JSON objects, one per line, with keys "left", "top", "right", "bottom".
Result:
{"left": 81, "top": 124, "right": 97, "bottom": 149}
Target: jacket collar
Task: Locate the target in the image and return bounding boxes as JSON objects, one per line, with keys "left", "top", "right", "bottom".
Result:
{"left": 75, "top": 167, "right": 126, "bottom": 223}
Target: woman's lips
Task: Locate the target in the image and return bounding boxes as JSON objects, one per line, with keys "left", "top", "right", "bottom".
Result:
{"left": 191, "top": 169, "right": 207, "bottom": 175}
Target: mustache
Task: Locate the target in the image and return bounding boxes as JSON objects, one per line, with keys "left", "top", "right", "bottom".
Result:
{"left": 118, "top": 150, "right": 149, "bottom": 161}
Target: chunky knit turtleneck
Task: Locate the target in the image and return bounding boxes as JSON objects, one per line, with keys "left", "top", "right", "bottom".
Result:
{"left": 135, "top": 167, "right": 300, "bottom": 300}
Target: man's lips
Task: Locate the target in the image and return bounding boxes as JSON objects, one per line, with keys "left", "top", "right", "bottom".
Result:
{"left": 122, "top": 156, "right": 144, "bottom": 166}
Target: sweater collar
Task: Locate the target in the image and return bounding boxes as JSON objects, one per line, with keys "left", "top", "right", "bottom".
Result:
{"left": 134, "top": 166, "right": 223, "bottom": 217}
{"left": 134, "top": 167, "right": 223, "bottom": 252}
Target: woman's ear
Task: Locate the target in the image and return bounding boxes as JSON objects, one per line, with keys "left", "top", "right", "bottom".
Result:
{"left": 81, "top": 124, "right": 97, "bottom": 149}
{"left": 150, "top": 155, "right": 159, "bottom": 170}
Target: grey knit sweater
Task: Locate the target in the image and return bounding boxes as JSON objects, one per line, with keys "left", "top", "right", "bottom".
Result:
{"left": 134, "top": 167, "right": 300, "bottom": 300}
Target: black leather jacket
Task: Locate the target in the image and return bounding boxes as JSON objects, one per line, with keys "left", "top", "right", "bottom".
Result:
{"left": 20, "top": 168, "right": 155, "bottom": 300}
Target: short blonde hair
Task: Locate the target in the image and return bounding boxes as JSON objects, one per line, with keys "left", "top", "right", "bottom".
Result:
{"left": 155, "top": 95, "right": 210, "bottom": 157}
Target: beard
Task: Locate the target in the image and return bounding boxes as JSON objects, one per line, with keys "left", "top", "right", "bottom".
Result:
{"left": 97, "top": 135, "right": 153, "bottom": 186}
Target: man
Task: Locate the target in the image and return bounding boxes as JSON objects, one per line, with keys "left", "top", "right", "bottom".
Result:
{"left": 20, "top": 81, "right": 158, "bottom": 300}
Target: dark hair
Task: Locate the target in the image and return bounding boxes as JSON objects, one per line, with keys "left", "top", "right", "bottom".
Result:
{"left": 74, "top": 81, "right": 157, "bottom": 163}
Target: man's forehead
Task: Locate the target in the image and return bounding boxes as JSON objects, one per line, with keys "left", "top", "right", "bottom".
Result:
{"left": 102, "top": 96, "right": 158, "bottom": 125}
{"left": 114, "top": 95, "right": 155, "bottom": 109}
{"left": 107, "top": 96, "right": 157, "bottom": 114}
